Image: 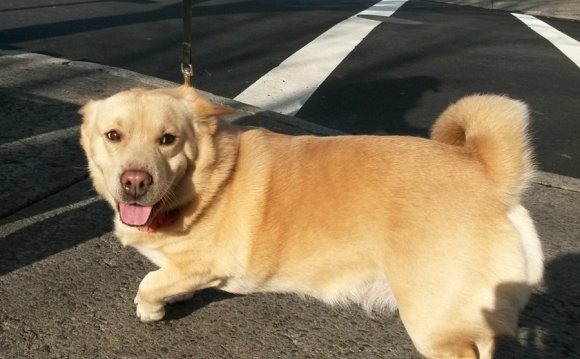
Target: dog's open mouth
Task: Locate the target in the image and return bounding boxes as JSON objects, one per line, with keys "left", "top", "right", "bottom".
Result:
{"left": 118, "top": 203, "right": 155, "bottom": 227}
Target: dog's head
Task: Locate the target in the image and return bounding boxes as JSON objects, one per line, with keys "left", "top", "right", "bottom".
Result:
{"left": 79, "top": 86, "right": 234, "bottom": 229}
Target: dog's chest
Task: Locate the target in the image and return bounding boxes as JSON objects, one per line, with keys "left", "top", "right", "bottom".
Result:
{"left": 133, "top": 245, "right": 167, "bottom": 267}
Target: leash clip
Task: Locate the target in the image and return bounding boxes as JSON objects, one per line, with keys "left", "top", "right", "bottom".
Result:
{"left": 181, "top": 63, "right": 193, "bottom": 87}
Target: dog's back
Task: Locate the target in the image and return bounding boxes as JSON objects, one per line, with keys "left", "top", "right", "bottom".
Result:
{"left": 240, "top": 95, "right": 543, "bottom": 358}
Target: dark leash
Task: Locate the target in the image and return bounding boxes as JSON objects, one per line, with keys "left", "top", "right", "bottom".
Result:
{"left": 181, "top": 0, "right": 193, "bottom": 86}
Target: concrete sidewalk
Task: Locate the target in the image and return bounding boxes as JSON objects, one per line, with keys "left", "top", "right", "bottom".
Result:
{"left": 1, "top": 51, "right": 579, "bottom": 358}
{"left": 431, "top": 0, "right": 580, "bottom": 21}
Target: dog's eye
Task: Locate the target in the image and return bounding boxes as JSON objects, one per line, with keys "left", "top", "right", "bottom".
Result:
{"left": 105, "top": 130, "right": 121, "bottom": 142}
{"left": 160, "top": 134, "right": 176, "bottom": 146}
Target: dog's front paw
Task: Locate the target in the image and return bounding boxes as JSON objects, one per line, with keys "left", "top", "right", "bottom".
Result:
{"left": 134, "top": 293, "right": 165, "bottom": 323}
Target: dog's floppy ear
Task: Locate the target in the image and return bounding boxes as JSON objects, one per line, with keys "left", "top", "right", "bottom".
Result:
{"left": 79, "top": 100, "right": 97, "bottom": 121}
{"left": 78, "top": 99, "right": 100, "bottom": 153}
{"left": 193, "top": 96, "right": 235, "bottom": 119}
{"left": 79, "top": 99, "right": 103, "bottom": 129}
{"left": 184, "top": 87, "right": 235, "bottom": 135}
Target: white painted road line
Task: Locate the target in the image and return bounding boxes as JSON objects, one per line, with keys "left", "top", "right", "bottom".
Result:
{"left": 234, "top": 0, "right": 408, "bottom": 116}
{"left": 513, "top": 13, "right": 580, "bottom": 69}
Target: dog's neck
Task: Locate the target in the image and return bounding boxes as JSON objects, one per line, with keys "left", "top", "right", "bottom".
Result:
{"left": 179, "top": 122, "right": 241, "bottom": 230}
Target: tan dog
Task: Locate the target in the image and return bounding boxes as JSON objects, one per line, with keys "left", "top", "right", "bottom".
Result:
{"left": 80, "top": 86, "right": 543, "bottom": 358}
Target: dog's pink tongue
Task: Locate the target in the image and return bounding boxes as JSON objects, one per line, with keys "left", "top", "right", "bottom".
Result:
{"left": 119, "top": 203, "right": 153, "bottom": 226}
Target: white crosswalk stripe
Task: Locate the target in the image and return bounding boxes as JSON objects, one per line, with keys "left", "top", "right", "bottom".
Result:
{"left": 513, "top": 13, "right": 580, "bottom": 68}
{"left": 234, "top": 0, "right": 408, "bottom": 116}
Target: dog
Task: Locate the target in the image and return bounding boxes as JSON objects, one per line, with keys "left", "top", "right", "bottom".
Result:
{"left": 80, "top": 86, "right": 543, "bottom": 358}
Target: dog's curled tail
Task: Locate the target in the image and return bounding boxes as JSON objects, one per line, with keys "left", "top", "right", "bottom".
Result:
{"left": 431, "top": 95, "right": 535, "bottom": 207}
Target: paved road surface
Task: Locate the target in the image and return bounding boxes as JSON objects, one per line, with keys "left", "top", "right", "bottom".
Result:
{"left": 0, "top": 1, "right": 579, "bottom": 358}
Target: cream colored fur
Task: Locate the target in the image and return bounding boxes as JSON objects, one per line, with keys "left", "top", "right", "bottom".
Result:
{"left": 80, "top": 87, "right": 543, "bottom": 359}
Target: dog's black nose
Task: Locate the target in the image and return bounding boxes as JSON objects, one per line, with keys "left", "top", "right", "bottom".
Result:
{"left": 121, "top": 170, "right": 152, "bottom": 199}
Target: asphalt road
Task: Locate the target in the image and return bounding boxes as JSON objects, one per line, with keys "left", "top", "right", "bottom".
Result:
{"left": 0, "top": 0, "right": 579, "bottom": 178}
{"left": 0, "top": 2, "right": 580, "bottom": 357}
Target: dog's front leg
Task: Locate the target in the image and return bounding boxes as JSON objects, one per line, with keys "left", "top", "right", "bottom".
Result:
{"left": 134, "top": 265, "right": 218, "bottom": 323}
